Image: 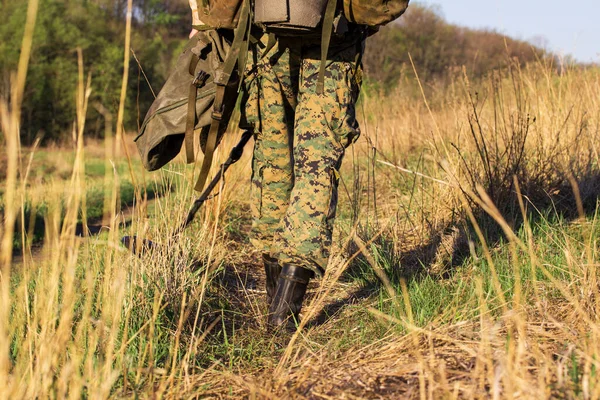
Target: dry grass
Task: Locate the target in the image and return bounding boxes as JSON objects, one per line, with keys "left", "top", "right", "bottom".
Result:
{"left": 2, "top": 2, "right": 600, "bottom": 398}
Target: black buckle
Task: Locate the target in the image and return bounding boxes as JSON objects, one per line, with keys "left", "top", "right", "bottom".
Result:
{"left": 193, "top": 71, "right": 209, "bottom": 87}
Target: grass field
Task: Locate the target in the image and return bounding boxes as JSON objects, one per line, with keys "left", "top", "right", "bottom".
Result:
{"left": 1, "top": 138, "right": 169, "bottom": 253}
{"left": 2, "top": 3, "right": 600, "bottom": 398}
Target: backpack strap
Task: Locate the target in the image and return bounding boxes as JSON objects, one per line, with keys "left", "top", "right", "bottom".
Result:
{"left": 184, "top": 54, "right": 207, "bottom": 164}
{"left": 317, "top": 0, "right": 338, "bottom": 95}
{"left": 184, "top": 0, "right": 252, "bottom": 192}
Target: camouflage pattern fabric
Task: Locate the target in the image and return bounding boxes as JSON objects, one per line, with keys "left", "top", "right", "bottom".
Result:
{"left": 240, "top": 34, "right": 364, "bottom": 276}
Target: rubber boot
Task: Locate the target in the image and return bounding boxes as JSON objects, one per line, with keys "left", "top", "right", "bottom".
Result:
{"left": 267, "top": 263, "right": 313, "bottom": 330}
{"left": 263, "top": 254, "right": 282, "bottom": 306}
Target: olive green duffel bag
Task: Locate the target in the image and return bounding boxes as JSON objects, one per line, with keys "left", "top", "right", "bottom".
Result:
{"left": 135, "top": 0, "right": 250, "bottom": 192}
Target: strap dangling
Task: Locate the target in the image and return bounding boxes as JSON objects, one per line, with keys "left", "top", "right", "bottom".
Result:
{"left": 193, "top": 0, "right": 252, "bottom": 192}
{"left": 317, "top": 0, "right": 337, "bottom": 95}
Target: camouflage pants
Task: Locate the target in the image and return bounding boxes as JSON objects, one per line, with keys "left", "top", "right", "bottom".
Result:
{"left": 240, "top": 34, "right": 363, "bottom": 275}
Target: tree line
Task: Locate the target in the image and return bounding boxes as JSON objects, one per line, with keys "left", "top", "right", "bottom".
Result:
{"left": 364, "top": 5, "right": 547, "bottom": 88}
{"left": 1, "top": 0, "right": 548, "bottom": 144}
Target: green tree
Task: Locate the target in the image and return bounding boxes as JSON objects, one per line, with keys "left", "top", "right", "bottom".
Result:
{"left": 364, "top": 5, "right": 546, "bottom": 88}
{"left": 0, "top": 0, "right": 189, "bottom": 144}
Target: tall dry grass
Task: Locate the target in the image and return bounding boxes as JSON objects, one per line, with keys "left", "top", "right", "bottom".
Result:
{"left": 2, "top": 1, "right": 600, "bottom": 398}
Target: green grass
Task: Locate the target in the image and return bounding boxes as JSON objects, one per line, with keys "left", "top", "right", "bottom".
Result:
{"left": 5, "top": 147, "right": 172, "bottom": 251}
{"left": 361, "top": 209, "right": 600, "bottom": 325}
{"left": 5, "top": 146, "right": 599, "bottom": 397}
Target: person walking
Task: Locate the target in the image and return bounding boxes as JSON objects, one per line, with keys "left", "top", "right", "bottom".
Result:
{"left": 187, "top": 0, "right": 405, "bottom": 330}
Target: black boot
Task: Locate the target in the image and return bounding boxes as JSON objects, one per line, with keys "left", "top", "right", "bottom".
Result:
{"left": 263, "top": 254, "right": 282, "bottom": 306}
{"left": 267, "top": 264, "right": 313, "bottom": 330}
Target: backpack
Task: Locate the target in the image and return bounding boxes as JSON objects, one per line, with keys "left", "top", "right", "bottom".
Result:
{"left": 135, "top": 0, "right": 251, "bottom": 192}
{"left": 253, "top": 0, "right": 410, "bottom": 30}
{"left": 252, "top": 0, "right": 410, "bottom": 93}
{"left": 136, "top": 0, "right": 410, "bottom": 191}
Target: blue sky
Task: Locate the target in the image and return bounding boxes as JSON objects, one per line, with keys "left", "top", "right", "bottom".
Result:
{"left": 415, "top": 0, "right": 599, "bottom": 62}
